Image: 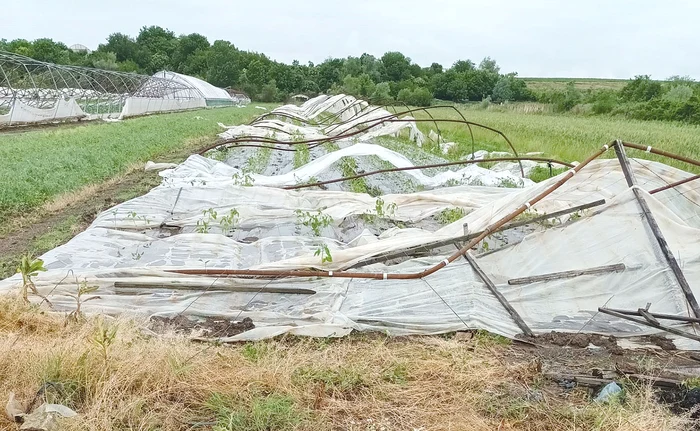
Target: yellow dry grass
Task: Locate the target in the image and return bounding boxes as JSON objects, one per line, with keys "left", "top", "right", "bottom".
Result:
{"left": 0, "top": 296, "right": 691, "bottom": 431}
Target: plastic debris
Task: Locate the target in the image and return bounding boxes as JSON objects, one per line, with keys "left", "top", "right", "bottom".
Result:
{"left": 19, "top": 403, "right": 77, "bottom": 431}
{"left": 594, "top": 382, "right": 622, "bottom": 403}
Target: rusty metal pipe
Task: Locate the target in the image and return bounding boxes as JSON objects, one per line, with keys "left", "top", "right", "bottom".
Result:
{"left": 622, "top": 141, "right": 700, "bottom": 168}
{"left": 649, "top": 174, "right": 700, "bottom": 194}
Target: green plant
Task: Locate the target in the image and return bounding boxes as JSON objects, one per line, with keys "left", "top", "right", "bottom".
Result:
{"left": 529, "top": 166, "right": 568, "bottom": 183}
{"left": 232, "top": 171, "right": 254, "bottom": 186}
{"left": 92, "top": 317, "right": 117, "bottom": 364}
{"left": 381, "top": 362, "right": 409, "bottom": 385}
{"left": 131, "top": 246, "right": 144, "bottom": 260}
{"left": 219, "top": 208, "right": 240, "bottom": 234}
{"left": 474, "top": 329, "right": 511, "bottom": 347}
{"left": 294, "top": 209, "right": 332, "bottom": 236}
{"left": 241, "top": 342, "right": 270, "bottom": 363}
{"left": 66, "top": 278, "right": 100, "bottom": 322}
{"left": 293, "top": 144, "right": 311, "bottom": 169}
{"left": 292, "top": 366, "right": 366, "bottom": 394}
{"left": 374, "top": 197, "right": 397, "bottom": 218}
{"left": 16, "top": 254, "right": 48, "bottom": 303}
{"left": 207, "top": 392, "right": 304, "bottom": 431}
{"left": 497, "top": 178, "right": 520, "bottom": 188}
{"left": 437, "top": 207, "right": 467, "bottom": 225}
{"left": 314, "top": 243, "right": 333, "bottom": 264}
{"left": 682, "top": 377, "right": 700, "bottom": 389}
{"left": 196, "top": 208, "right": 221, "bottom": 234}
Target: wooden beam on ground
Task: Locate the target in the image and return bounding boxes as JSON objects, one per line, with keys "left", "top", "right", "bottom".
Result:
{"left": 545, "top": 372, "right": 682, "bottom": 389}
{"left": 603, "top": 307, "right": 700, "bottom": 324}
{"left": 507, "top": 263, "right": 626, "bottom": 286}
{"left": 459, "top": 247, "right": 534, "bottom": 337}
{"left": 598, "top": 307, "right": 700, "bottom": 343}
{"left": 348, "top": 199, "right": 606, "bottom": 270}
{"left": 114, "top": 281, "right": 315, "bottom": 295}
{"left": 613, "top": 141, "right": 700, "bottom": 318}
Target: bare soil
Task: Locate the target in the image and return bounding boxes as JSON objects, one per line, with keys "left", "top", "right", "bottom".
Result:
{"left": 149, "top": 314, "right": 255, "bottom": 338}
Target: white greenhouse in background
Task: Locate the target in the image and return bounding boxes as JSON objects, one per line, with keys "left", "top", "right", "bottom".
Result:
{"left": 0, "top": 51, "right": 247, "bottom": 127}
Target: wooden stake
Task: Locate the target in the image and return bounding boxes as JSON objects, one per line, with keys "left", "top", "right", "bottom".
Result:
{"left": 507, "top": 263, "right": 625, "bottom": 285}
{"left": 459, "top": 248, "right": 534, "bottom": 337}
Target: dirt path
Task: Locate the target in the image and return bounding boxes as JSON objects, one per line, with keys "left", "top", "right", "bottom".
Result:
{"left": 0, "top": 136, "right": 212, "bottom": 278}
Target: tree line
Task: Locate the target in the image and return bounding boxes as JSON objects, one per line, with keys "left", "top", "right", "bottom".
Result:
{"left": 0, "top": 26, "right": 532, "bottom": 105}
{"left": 531, "top": 75, "right": 700, "bottom": 124}
{"left": 3, "top": 28, "right": 699, "bottom": 125}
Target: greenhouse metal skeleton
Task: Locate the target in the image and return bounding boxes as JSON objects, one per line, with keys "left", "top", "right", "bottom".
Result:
{"left": 0, "top": 51, "right": 228, "bottom": 126}
{"left": 0, "top": 95, "right": 698, "bottom": 350}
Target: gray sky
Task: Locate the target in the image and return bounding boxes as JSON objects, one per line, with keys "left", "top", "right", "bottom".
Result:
{"left": 4, "top": 0, "right": 699, "bottom": 79}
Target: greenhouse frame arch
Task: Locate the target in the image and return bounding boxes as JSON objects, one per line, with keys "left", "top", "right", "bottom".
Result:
{"left": 0, "top": 51, "right": 238, "bottom": 127}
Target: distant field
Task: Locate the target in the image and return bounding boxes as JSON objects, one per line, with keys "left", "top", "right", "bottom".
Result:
{"left": 0, "top": 105, "right": 275, "bottom": 224}
{"left": 521, "top": 77, "right": 629, "bottom": 91}
{"left": 411, "top": 106, "right": 700, "bottom": 173}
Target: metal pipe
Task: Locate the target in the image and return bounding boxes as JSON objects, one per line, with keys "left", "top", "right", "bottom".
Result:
{"left": 649, "top": 174, "right": 700, "bottom": 194}
{"left": 622, "top": 141, "right": 700, "bottom": 169}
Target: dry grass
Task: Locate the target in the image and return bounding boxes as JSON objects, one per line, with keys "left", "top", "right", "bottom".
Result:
{"left": 0, "top": 296, "right": 691, "bottom": 431}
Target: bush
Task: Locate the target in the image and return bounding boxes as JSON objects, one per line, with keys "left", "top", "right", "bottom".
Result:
{"left": 663, "top": 85, "right": 694, "bottom": 103}
{"left": 491, "top": 74, "right": 532, "bottom": 102}
{"left": 590, "top": 90, "right": 618, "bottom": 114}
{"left": 370, "top": 82, "right": 393, "bottom": 104}
{"left": 551, "top": 82, "right": 581, "bottom": 112}
{"left": 411, "top": 87, "right": 433, "bottom": 106}
{"left": 397, "top": 87, "right": 433, "bottom": 106}
{"left": 620, "top": 75, "right": 663, "bottom": 102}
{"left": 260, "top": 79, "right": 279, "bottom": 102}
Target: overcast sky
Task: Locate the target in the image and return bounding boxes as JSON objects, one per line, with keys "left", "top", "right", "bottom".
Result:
{"left": 4, "top": 0, "right": 698, "bottom": 79}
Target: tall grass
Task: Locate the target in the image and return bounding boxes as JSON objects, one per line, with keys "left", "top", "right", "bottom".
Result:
{"left": 0, "top": 105, "right": 274, "bottom": 223}
{"left": 0, "top": 297, "right": 690, "bottom": 430}
{"left": 413, "top": 106, "right": 700, "bottom": 173}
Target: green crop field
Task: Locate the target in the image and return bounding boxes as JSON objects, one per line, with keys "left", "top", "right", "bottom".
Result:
{"left": 0, "top": 105, "right": 275, "bottom": 224}
{"left": 411, "top": 106, "right": 700, "bottom": 173}
{"left": 521, "top": 77, "right": 629, "bottom": 91}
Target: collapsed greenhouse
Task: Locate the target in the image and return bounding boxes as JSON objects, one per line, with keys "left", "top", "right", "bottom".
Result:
{"left": 0, "top": 51, "right": 245, "bottom": 127}
{"left": 1, "top": 94, "right": 699, "bottom": 350}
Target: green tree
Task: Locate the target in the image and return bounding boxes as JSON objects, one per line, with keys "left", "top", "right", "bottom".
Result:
{"left": 136, "top": 25, "right": 177, "bottom": 72}
{"left": 317, "top": 58, "right": 344, "bottom": 91}
{"left": 28, "top": 38, "right": 70, "bottom": 64}
{"left": 206, "top": 40, "right": 240, "bottom": 87}
{"left": 260, "top": 79, "right": 279, "bottom": 102}
{"left": 620, "top": 75, "right": 663, "bottom": 102}
{"left": 99, "top": 33, "right": 138, "bottom": 63}
{"left": 452, "top": 60, "right": 475, "bottom": 73}
{"left": 172, "top": 33, "right": 210, "bottom": 74}
{"left": 381, "top": 51, "right": 412, "bottom": 81}
{"left": 478, "top": 56, "right": 500, "bottom": 74}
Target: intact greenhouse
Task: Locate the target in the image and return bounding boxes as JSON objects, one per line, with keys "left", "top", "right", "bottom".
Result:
{"left": 0, "top": 51, "right": 243, "bottom": 127}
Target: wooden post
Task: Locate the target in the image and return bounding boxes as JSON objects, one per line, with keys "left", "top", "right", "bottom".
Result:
{"left": 613, "top": 141, "right": 700, "bottom": 318}
{"left": 459, "top": 248, "right": 534, "bottom": 337}
{"left": 507, "top": 263, "right": 625, "bottom": 285}
{"left": 599, "top": 307, "right": 700, "bottom": 343}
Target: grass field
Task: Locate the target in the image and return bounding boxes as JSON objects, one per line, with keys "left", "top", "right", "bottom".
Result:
{"left": 0, "top": 105, "right": 274, "bottom": 227}
{"left": 411, "top": 106, "right": 700, "bottom": 174}
{"left": 0, "top": 299, "right": 689, "bottom": 431}
{"left": 521, "top": 77, "right": 630, "bottom": 91}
